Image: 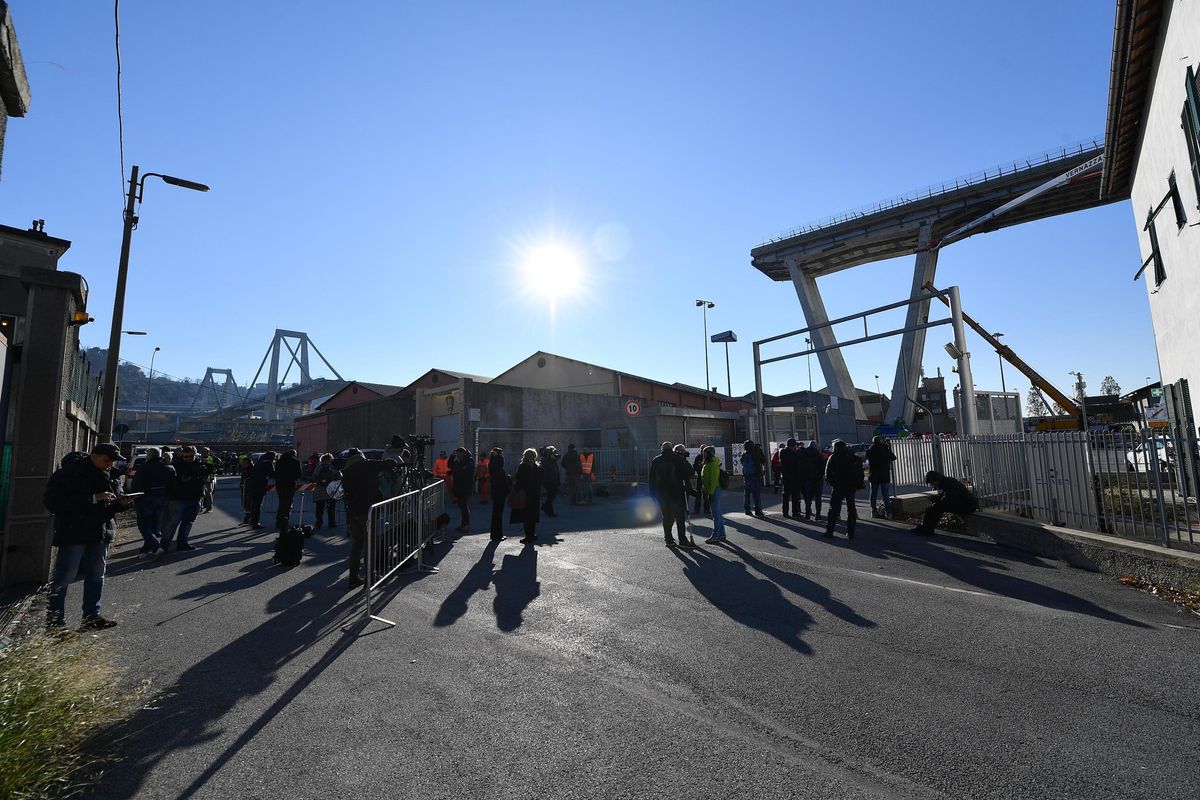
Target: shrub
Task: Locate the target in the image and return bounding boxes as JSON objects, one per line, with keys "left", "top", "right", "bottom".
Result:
{"left": 0, "top": 630, "right": 139, "bottom": 799}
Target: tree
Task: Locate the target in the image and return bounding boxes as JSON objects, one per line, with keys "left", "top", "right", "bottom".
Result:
{"left": 1099, "top": 375, "right": 1121, "bottom": 397}
{"left": 1026, "top": 386, "right": 1051, "bottom": 417}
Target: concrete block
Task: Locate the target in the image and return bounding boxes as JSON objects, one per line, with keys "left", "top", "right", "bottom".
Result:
{"left": 892, "top": 492, "right": 933, "bottom": 516}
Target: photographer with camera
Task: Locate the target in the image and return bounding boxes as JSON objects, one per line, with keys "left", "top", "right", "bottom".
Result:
{"left": 341, "top": 448, "right": 400, "bottom": 590}
{"left": 42, "top": 443, "right": 135, "bottom": 631}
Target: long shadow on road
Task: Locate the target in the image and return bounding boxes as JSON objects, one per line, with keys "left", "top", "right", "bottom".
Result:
{"left": 86, "top": 536, "right": 449, "bottom": 800}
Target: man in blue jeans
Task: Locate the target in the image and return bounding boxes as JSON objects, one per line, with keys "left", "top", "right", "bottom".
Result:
{"left": 131, "top": 447, "right": 174, "bottom": 559}
{"left": 740, "top": 440, "right": 766, "bottom": 518}
{"left": 42, "top": 443, "right": 133, "bottom": 630}
{"left": 162, "top": 445, "right": 205, "bottom": 552}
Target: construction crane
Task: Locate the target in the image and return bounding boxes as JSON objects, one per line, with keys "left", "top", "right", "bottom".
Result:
{"left": 923, "top": 282, "right": 1081, "bottom": 419}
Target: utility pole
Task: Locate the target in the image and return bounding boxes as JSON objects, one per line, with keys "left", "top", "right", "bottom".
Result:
{"left": 695, "top": 300, "right": 715, "bottom": 392}
{"left": 1070, "top": 371, "right": 1089, "bottom": 431}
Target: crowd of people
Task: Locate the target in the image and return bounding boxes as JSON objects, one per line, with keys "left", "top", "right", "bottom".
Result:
{"left": 41, "top": 433, "right": 979, "bottom": 628}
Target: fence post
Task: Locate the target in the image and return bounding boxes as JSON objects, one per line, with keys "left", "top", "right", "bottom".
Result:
{"left": 932, "top": 436, "right": 944, "bottom": 475}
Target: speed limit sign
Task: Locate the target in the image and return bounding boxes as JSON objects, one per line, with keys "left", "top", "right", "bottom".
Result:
{"left": 624, "top": 399, "right": 641, "bottom": 417}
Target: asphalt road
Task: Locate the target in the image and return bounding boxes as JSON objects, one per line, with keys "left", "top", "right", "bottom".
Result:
{"left": 80, "top": 479, "right": 1200, "bottom": 800}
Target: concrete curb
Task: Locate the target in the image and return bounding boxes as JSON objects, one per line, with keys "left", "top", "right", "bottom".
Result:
{"left": 965, "top": 510, "right": 1200, "bottom": 590}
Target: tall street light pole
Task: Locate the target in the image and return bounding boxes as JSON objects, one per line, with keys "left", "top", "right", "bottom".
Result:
{"left": 100, "top": 165, "right": 209, "bottom": 441}
{"left": 1069, "top": 370, "right": 1088, "bottom": 431}
{"left": 144, "top": 346, "right": 160, "bottom": 443}
{"left": 695, "top": 299, "right": 715, "bottom": 392}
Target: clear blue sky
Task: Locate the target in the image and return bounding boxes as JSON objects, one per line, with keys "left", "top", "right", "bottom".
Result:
{"left": 0, "top": 1, "right": 1153, "bottom": 403}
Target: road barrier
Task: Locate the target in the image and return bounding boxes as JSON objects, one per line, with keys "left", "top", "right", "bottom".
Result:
{"left": 365, "top": 481, "right": 445, "bottom": 626}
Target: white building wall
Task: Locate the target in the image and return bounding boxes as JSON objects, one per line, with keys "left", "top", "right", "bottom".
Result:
{"left": 1129, "top": 0, "right": 1200, "bottom": 392}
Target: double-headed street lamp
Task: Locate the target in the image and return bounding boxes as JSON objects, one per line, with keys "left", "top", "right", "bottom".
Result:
{"left": 695, "top": 299, "right": 715, "bottom": 392}
{"left": 100, "top": 165, "right": 209, "bottom": 440}
{"left": 144, "top": 345, "right": 160, "bottom": 443}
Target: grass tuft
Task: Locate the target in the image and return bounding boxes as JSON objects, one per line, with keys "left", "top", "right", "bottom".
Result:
{"left": 0, "top": 629, "right": 142, "bottom": 799}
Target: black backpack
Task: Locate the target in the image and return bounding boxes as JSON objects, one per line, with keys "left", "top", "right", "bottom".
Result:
{"left": 274, "top": 527, "right": 304, "bottom": 567}
{"left": 718, "top": 468, "right": 730, "bottom": 490}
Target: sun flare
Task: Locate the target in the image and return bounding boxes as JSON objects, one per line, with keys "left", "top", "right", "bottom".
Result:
{"left": 519, "top": 241, "right": 584, "bottom": 303}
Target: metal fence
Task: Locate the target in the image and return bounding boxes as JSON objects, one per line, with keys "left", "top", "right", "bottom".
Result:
{"left": 889, "top": 432, "right": 1198, "bottom": 550}
{"left": 365, "top": 481, "right": 445, "bottom": 626}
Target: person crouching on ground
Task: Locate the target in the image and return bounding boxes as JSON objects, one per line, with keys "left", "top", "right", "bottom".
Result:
{"left": 511, "top": 448, "right": 543, "bottom": 544}
{"left": 42, "top": 443, "right": 134, "bottom": 631}
{"left": 701, "top": 445, "right": 727, "bottom": 543}
{"left": 912, "top": 470, "right": 978, "bottom": 535}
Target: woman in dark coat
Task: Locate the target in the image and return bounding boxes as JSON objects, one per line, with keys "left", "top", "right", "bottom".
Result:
{"left": 509, "top": 448, "right": 543, "bottom": 544}
{"left": 488, "top": 447, "right": 509, "bottom": 541}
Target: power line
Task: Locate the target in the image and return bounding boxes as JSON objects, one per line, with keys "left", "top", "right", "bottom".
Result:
{"left": 114, "top": 0, "right": 126, "bottom": 195}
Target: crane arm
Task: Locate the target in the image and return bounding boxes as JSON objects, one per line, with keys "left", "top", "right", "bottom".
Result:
{"left": 923, "top": 282, "right": 1081, "bottom": 417}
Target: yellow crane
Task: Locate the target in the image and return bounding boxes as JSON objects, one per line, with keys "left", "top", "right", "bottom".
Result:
{"left": 923, "top": 282, "right": 1082, "bottom": 421}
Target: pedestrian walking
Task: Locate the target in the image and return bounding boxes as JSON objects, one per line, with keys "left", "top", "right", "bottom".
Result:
{"left": 541, "top": 445, "right": 560, "bottom": 517}
{"left": 312, "top": 453, "right": 341, "bottom": 529}
{"left": 648, "top": 442, "right": 696, "bottom": 548}
{"left": 823, "top": 440, "right": 864, "bottom": 539}
{"left": 488, "top": 447, "right": 509, "bottom": 541}
{"left": 866, "top": 436, "right": 897, "bottom": 519}
{"left": 131, "top": 447, "right": 174, "bottom": 559}
{"left": 161, "top": 445, "right": 205, "bottom": 552}
{"left": 798, "top": 441, "right": 826, "bottom": 520}
{"left": 273, "top": 449, "right": 304, "bottom": 532}
{"left": 510, "top": 448, "right": 544, "bottom": 544}
{"left": 740, "top": 440, "right": 766, "bottom": 518}
{"left": 912, "top": 470, "right": 979, "bottom": 536}
{"left": 448, "top": 447, "right": 475, "bottom": 532}
{"left": 42, "top": 443, "right": 134, "bottom": 631}
{"left": 700, "top": 446, "right": 726, "bottom": 543}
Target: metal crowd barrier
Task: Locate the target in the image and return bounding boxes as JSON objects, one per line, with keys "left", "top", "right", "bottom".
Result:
{"left": 365, "top": 481, "right": 445, "bottom": 626}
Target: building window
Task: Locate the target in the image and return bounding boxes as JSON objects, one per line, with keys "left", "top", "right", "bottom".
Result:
{"left": 1183, "top": 66, "right": 1200, "bottom": 209}
{"left": 1169, "top": 172, "right": 1187, "bottom": 228}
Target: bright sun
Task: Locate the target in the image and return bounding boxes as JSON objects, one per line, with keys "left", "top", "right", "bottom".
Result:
{"left": 520, "top": 242, "right": 584, "bottom": 303}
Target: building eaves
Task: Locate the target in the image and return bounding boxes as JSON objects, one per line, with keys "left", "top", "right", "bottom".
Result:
{"left": 1101, "top": 0, "right": 1167, "bottom": 200}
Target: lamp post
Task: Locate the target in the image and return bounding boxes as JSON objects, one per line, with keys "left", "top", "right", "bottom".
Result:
{"left": 710, "top": 330, "right": 737, "bottom": 396}
{"left": 99, "top": 165, "right": 209, "bottom": 441}
{"left": 144, "top": 346, "right": 160, "bottom": 443}
{"left": 992, "top": 331, "right": 1008, "bottom": 395}
{"left": 1069, "top": 370, "right": 1088, "bottom": 431}
{"left": 695, "top": 299, "right": 715, "bottom": 392}
{"left": 805, "top": 337, "right": 820, "bottom": 445}
{"left": 122, "top": 330, "right": 146, "bottom": 336}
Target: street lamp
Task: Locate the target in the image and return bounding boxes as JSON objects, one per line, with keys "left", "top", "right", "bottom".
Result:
{"left": 992, "top": 332, "right": 1008, "bottom": 396}
{"left": 122, "top": 330, "right": 146, "bottom": 336}
{"left": 1069, "top": 370, "right": 1088, "bottom": 431}
{"left": 99, "top": 165, "right": 209, "bottom": 440}
{"left": 710, "top": 330, "right": 737, "bottom": 396}
{"left": 144, "top": 346, "right": 160, "bottom": 443}
{"left": 695, "top": 299, "right": 715, "bottom": 392}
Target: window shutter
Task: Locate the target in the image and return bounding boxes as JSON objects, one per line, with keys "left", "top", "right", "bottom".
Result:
{"left": 1184, "top": 67, "right": 1200, "bottom": 208}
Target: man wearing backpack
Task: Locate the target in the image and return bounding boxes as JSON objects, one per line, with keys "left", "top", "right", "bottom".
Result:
{"left": 701, "top": 445, "right": 728, "bottom": 544}
{"left": 42, "top": 443, "right": 135, "bottom": 631}
{"left": 823, "top": 440, "right": 864, "bottom": 540}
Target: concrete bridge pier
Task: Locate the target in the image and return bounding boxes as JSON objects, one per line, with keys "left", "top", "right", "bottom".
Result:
{"left": 786, "top": 256, "right": 865, "bottom": 420}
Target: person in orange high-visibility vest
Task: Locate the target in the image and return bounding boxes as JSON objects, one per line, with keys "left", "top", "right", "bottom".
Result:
{"left": 579, "top": 451, "right": 594, "bottom": 505}
{"left": 475, "top": 455, "right": 490, "bottom": 504}
{"left": 433, "top": 451, "right": 454, "bottom": 500}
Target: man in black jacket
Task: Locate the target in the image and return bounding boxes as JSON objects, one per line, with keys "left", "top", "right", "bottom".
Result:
{"left": 161, "top": 445, "right": 208, "bottom": 552}
{"left": 823, "top": 440, "right": 863, "bottom": 539}
{"left": 341, "top": 449, "right": 396, "bottom": 589}
{"left": 273, "top": 449, "right": 304, "bottom": 532}
{"left": 244, "top": 452, "right": 276, "bottom": 528}
{"left": 798, "top": 441, "right": 826, "bottom": 521}
{"left": 42, "top": 443, "right": 134, "bottom": 630}
{"left": 649, "top": 442, "right": 696, "bottom": 548}
{"left": 865, "top": 436, "right": 897, "bottom": 519}
{"left": 913, "top": 470, "right": 979, "bottom": 535}
{"left": 778, "top": 438, "right": 803, "bottom": 518}
{"left": 448, "top": 447, "right": 475, "bottom": 532}
{"left": 131, "top": 447, "right": 174, "bottom": 559}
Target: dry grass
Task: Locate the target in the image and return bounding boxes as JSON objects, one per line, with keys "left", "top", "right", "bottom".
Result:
{"left": 0, "top": 628, "right": 144, "bottom": 799}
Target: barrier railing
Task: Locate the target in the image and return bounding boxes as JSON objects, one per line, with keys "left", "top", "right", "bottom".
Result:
{"left": 365, "top": 481, "right": 444, "bottom": 626}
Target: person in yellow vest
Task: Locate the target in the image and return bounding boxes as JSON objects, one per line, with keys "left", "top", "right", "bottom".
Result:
{"left": 579, "top": 450, "right": 594, "bottom": 505}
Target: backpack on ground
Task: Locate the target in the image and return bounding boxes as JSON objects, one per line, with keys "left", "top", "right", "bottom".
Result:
{"left": 274, "top": 527, "right": 304, "bottom": 567}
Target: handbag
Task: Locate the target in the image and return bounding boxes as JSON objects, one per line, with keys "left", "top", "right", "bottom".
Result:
{"left": 509, "top": 484, "right": 527, "bottom": 510}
